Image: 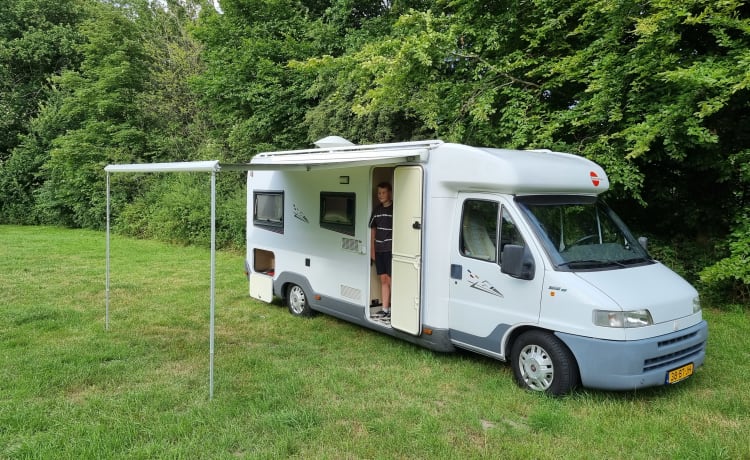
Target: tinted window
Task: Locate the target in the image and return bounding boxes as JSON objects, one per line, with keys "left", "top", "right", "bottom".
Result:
{"left": 254, "top": 191, "right": 284, "bottom": 233}
{"left": 320, "top": 192, "right": 356, "bottom": 236}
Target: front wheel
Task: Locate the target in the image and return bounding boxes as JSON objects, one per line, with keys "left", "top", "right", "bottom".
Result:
{"left": 510, "top": 330, "right": 579, "bottom": 395}
{"left": 286, "top": 284, "right": 314, "bottom": 317}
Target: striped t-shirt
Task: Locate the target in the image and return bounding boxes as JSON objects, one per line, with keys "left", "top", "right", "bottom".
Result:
{"left": 369, "top": 204, "right": 393, "bottom": 253}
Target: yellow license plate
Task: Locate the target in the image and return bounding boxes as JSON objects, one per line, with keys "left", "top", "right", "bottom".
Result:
{"left": 666, "top": 363, "right": 694, "bottom": 384}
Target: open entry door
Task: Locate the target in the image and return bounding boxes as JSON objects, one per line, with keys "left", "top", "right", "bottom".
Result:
{"left": 390, "top": 166, "right": 423, "bottom": 335}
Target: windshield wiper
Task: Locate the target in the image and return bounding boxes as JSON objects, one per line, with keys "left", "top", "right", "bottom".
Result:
{"left": 617, "top": 257, "right": 653, "bottom": 265}
{"left": 558, "top": 259, "right": 627, "bottom": 269}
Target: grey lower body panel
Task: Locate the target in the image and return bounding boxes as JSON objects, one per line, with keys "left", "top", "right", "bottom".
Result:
{"left": 273, "top": 271, "right": 455, "bottom": 353}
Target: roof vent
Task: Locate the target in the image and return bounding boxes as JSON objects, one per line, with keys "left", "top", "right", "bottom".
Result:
{"left": 526, "top": 148, "right": 552, "bottom": 153}
{"left": 314, "top": 136, "right": 355, "bottom": 148}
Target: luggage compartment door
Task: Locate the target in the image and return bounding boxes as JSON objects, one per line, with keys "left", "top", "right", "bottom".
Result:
{"left": 391, "top": 166, "right": 423, "bottom": 335}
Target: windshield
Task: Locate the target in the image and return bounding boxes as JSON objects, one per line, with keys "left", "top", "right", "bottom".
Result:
{"left": 516, "top": 195, "right": 652, "bottom": 271}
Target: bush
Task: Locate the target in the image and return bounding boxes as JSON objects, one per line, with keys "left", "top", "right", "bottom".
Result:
{"left": 699, "top": 212, "right": 750, "bottom": 308}
{"left": 114, "top": 173, "right": 246, "bottom": 250}
{"left": 646, "top": 236, "right": 718, "bottom": 286}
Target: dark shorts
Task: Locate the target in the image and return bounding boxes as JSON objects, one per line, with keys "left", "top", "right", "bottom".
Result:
{"left": 374, "top": 251, "right": 392, "bottom": 276}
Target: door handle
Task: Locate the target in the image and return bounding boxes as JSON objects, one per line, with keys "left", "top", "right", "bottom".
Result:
{"left": 412, "top": 221, "right": 421, "bottom": 230}
{"left": 450, "top": 264, "right": 462, "bottom": 280}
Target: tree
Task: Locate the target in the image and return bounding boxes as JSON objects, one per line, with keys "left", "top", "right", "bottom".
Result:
{"left": 0, "top": 0, "right": 85, "bottom": 223}
{"left": 34, "top": 1, "right": 212, "bottom": 228}
{"left": 297, "top": 6, "right": 444, "bottom": 144}
{"left": 192, "top": 0, "right": 324, "bottom": 157}
{"left": 35, "top": 1, "right": 154, "bottom": 227}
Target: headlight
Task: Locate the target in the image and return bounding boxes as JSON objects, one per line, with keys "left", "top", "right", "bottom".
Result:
{"left": 693, "top": 296, "right": 701, "bottom": 314}
{"left": 593, "top": 309, "right": 653, "bottom": 328}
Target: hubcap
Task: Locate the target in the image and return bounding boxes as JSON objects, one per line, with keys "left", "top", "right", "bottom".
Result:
{"left": 518, "top": 344, "right": 554, "bottom": 391}
{"left": 289, "top": 286, "right": 305, "bottom": 314}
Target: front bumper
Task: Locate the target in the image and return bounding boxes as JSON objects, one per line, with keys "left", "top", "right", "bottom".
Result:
{"left": 557, "top": 320, "right": 708, "bottom": 390}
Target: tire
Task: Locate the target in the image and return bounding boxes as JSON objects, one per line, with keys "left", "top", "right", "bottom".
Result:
{"left": 510, "top": 330, "right": 579, "bottom": 395}
{"left": 286, "top": 284, "right": 314, "bottom": 317}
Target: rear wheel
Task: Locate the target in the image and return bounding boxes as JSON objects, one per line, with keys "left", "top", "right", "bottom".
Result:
{"left": 510, "top": 330, "right": 579, "bottom": 395}
{"left": 286, "top": 284, "right": 314, "bottom": 317}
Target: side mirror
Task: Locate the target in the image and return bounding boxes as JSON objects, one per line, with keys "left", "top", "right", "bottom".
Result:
{"left": 501, "top": 244, "right": 535, "bottom": 280}
{"left": 638, "top": 236, "right": 648, "bottom": 251}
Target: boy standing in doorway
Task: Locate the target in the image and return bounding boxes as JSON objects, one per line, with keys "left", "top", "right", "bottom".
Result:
{"left": 370, "top": 182, "right": 393, "bottom": 318}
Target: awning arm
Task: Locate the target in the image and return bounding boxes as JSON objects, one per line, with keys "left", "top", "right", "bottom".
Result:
{"left": 105, "top": 160, "right": 220, "bottom": 173}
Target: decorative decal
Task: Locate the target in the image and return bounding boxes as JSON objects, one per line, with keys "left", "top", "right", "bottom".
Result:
{"left": 466, "top": 269, "right": 504, "bottom": 298}
{"left": 590, "top": 171, "right": 601, "bottom": 187}
{"left": 293, "top": 204, "right": 308, "bottom": 223}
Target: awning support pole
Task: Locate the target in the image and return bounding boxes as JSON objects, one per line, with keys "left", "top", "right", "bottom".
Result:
{"left": 105, "top": 172, "right": 111, "bottom": 331}
{"left": 209, "top": 170, "right": 216, "bottom": 400}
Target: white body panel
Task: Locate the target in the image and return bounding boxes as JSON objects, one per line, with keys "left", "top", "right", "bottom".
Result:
{"left": 249, "top": 167, "right": 373, "bottom": 305}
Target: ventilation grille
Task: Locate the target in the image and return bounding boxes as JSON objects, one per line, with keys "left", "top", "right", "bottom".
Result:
{"left": 341, "top": 238, "right": 362, "bottom": 253}
{"left": 341, "top": 285, "right": 361, "bottom": 301}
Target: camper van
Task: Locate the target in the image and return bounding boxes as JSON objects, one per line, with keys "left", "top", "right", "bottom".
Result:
{"left": 245, "top": 137, "right": 707, "bottom": 395}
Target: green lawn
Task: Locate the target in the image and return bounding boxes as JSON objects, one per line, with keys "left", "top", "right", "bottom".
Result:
{"left": 1, "top": 225, "right": 748, "bottom": 459}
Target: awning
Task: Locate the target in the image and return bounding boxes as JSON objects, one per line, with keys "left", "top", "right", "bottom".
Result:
{"left": 247, "top": 146, "right": 434, "bottom": 171}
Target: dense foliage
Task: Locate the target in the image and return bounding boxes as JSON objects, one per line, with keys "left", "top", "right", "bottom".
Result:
{"left": 0, "top": 0, "right": 747, "bottom": 305}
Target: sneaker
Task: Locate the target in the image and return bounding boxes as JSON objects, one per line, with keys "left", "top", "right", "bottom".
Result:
{"left": 377, "top": 309, "right": 390, "bottom": 318}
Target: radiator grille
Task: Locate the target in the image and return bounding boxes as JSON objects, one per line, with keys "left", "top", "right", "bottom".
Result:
{"left": 643, "top": 332, "right": 706, "bottom": 372}
{"left": 658, "top": 331, "right": 697, "bottom": 348}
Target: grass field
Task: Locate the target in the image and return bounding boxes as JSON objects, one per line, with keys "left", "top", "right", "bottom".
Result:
{"left": 1, "top": 225, "right": 749, "bottom": 459}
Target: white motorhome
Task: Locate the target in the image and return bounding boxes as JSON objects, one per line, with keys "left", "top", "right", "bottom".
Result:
{"left": 245, "top": 137, "right": 707, "bottom": 394}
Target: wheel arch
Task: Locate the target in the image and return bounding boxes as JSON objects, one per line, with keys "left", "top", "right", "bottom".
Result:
{"left": 503, "top": 325, "right": 549, "bottom": 359}
{"left": 504, "top": 325, "right": 579, "bottom": 357}
{"left": 273, "top": 272, "right": 316, "bottom": 306}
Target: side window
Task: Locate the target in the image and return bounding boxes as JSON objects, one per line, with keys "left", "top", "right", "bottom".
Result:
{"left": 320, "top": 192, "right": 356, "bottom": 236}
{"left": 460, "top": 200, "right": 498, "bottom": 262}
{"left": 253, "top": 191, "right": 284, "bottom": 233}
{"left": 499, "top": 207, "right": 526, "bottom": 264}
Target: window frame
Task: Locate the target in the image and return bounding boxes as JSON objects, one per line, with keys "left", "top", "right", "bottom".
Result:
{"left": 253, "top": 190, "right": 284, "bottom": 234}
{"left": 320, "top": 191, "right": 356, "bottom": 236}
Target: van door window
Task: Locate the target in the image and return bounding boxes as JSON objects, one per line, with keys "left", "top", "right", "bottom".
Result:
{"left": 499, "top": 206, "right": 526, "bottom": 265}
{"left": 460, "top": 200, "right": 498, "bottom": 262}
